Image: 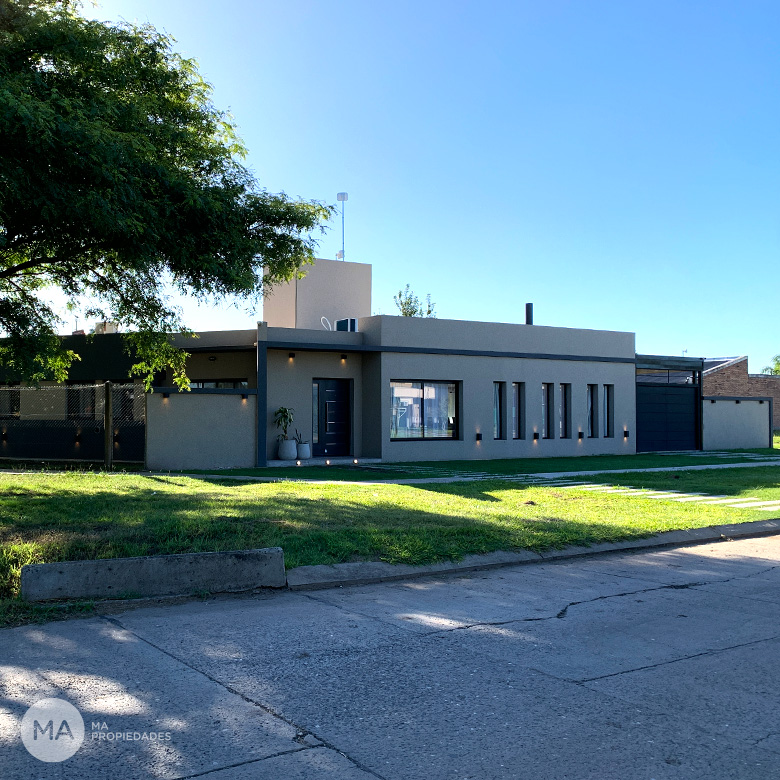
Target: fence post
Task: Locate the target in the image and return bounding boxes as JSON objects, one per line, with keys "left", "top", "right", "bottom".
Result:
{"left": 103, "top": 381, "right": 113, "bottom": 470}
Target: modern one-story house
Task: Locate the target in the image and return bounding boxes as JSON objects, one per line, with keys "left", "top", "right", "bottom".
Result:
{"left": 0, "top": 258, "right": 772, "bottom": 469}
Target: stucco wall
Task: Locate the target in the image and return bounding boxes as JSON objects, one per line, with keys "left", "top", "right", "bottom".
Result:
{"left": 263, "top": 258, "right": 371, "bottom": 330}
{"left": 165, "top": 351, "right": 257, "bottom": 388}
{"left": 359, "top": 316, "right": 635, "bottom": 359}
{"left": 371, "top": 352, "right": 636, "bottom": 462}
{"left": 265, "top": 349, "right": 363, "bottom": 460}
{"left": 146, "top": 393, "right": 256, "bottom": 470}
{"left": 702, "top": 398, "right": 771, "bottom": 450}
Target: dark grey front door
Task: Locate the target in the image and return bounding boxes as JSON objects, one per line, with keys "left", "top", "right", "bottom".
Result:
{"left": 313, "top": 379, "right": 351, "bottom": 457}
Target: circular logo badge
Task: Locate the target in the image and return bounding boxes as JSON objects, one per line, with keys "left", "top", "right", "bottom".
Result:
{"left": 21, "top": 698, "right": 85, "bottom": 762}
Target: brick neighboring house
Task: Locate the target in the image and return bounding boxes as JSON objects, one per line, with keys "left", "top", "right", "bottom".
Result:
{"left": 702, "top": 356, "right": 780, "bottom": 429}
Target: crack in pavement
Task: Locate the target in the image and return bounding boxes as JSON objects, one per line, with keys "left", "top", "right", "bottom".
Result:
{"left": 173, "top": 744, "right": 316, "bottom": 779}
{"left": 578, "top": 633, "right": 780, "bottom": 683}
{"left": 98, "top": 614, "right": 389, "bottom": 780}
{"left": 414, "top": 581, "right": 713, "bottom": 637}
{"left": 753, "top": 732, "right": 780, "bottom": 751}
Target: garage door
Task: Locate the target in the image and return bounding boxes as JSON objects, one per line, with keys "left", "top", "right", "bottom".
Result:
{"left": 636, "top": 385, "right": 700, "bottom": 452}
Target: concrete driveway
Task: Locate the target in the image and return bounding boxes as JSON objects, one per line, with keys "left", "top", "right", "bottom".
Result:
{"left": 1, "top": 535, "right": 779, "bottom": 779}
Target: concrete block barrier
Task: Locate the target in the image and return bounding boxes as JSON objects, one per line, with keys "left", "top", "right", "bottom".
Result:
{"left": 21, "top": 547, "right": 286, "bottom": 602}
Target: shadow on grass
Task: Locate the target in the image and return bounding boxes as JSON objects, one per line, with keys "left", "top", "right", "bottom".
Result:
{"left": 0, "top": 481, "right": 668, "bottom": 600}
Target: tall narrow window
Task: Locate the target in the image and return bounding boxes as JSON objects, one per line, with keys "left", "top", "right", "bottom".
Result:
{"left": 312, "top": 382, "right": 319, "bottom": 444}
{"left": 493, "top": 382, "right": 505, "bottom": 439}
{"left": 559, "top": 383, "right": 571, "bottom": 438}
{"left": 542, "top": 383, "right": 554, "bottom": 439}
{"left": 512, "top": 382, "right": 525, "bottom": 439}
{"left": 587, "top": 384, "right": 599, "bottom": 438}
{"left": 603, "top": 384, "right": 615, "bottom": 438}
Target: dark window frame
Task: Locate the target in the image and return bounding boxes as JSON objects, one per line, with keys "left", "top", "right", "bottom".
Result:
{"left": 390, "top": 380, "right": 460, "bottom": 442}
{"left": 587, "top": 384, "right": 599, "bottom": 438}
{"left": 542, "top": 382, "right": 554, "bottom": 439}
{"left": 189, "top": 379, "right": 249, "bottom": 389}
{"left": 559, "top": 383, "right": 572, "bottom": 439}
{"left": 512, "top": 382, "right": 525, "bottom": 440}
{"left": 493, "top": 381, "right": 505, "bottom": 440}
{"left": 603, "top": 384, "right": 615, "bottom": 438}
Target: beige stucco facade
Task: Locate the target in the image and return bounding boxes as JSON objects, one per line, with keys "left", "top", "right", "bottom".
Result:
{"left": 263, "top": 257, "right": 371, "bottom": 330}
{"left": 146, "top": 393, "right": 257, "bottom": 470}
{"left": 702, "top": 397, "right": 772, "bottom": 450}
{"left": 258, "top": 314, "right": 637, "bottom": 463}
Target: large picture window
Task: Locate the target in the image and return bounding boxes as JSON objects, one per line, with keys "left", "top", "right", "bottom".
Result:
{"left": 391, "top": 381, "right": 458, "bottom": 440}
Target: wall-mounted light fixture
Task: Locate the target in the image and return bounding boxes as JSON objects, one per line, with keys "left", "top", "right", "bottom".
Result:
{"left": 325, "top": 459, "right": 331, "bottom": 465}
{"left": 208, "top": 356, "right": 217, "bottom": 362}
{"left": 340, "top": 354, "right": 348, "bottom": 361}
{"left": 162, "top": 392, "right": 170, "bottom": 399}
{"left": 475, "top": 432, "right": 483, "bottom": 441}
{"left": 353, "top": 459, "right": 359, "bottom": 464}
{"left": 623, "top": 430, "right": 630, "bottom": 439}
{"left": 75, "top": 431, "right": 81, "bottom": 443}
{"left": 288, "top": 352, "right": 296, "bottom": 359}
{"left": 735, "top": 399, "right": 741, "bottom": 404}
{"left": 578, "top": 431, "right": 584, "bottom": 440}
{"left": 533, "top": 432, "right": 540, "bottom": 440}
{"left": 710, "top": 399, "right": 716, "bottom": 404}
{"left": 241, "top": 393, "right": 248, "bottom": 401}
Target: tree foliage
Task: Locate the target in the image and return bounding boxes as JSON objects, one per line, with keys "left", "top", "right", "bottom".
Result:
{"left": 762, "top": 356, "right": 780, "bottom": 375}
{"left": 393, "top": 284, "right": 436, "bottom": 318}
{"left": 0, "top": 0, "right": 333, "bottom": 386}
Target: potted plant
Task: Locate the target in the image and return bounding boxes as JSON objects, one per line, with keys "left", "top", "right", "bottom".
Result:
{"left": 274, "top": 407, "right": 297, "bottom": 460}
{"left": 294, "top": 429, "right": 311, "bottom": 460}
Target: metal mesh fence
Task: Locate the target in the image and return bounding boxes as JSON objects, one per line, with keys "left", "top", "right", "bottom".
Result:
{"left": 0, "top": 383, "right": 145, "bottom": 462}
{"left": 0, "top": 383, "right": 144, "bottom": 428}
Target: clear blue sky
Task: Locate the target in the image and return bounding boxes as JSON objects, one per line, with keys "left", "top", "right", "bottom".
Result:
{"left": 81, "top": 0, "right": 779, "bottom": 370}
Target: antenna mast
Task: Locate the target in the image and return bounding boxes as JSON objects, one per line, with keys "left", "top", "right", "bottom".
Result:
{"left": 336, "top": 192, "right": 348, "bottom": 260}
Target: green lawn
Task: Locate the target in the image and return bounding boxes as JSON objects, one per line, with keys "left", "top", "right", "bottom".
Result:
{"left": 181, "top": 448, "right": 780, "bottom": 482}
{"left": 2, "top": 465, "right": 780, "bottom": 626}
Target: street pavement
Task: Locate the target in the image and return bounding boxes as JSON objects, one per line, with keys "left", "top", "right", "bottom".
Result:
{"left": 1, "top": 535, "right": 779, "bottom": 779}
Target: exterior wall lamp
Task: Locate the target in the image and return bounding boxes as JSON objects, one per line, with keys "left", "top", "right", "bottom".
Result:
{"left": 340, "top": 354, "right": 348, "bottom": 361}
{"left": 623, "top": 430, "right": 630, "bottom": 439}
{"left": 475, "top": 432, "right": 483, "bottom": 441}
{"left": 289, "top": 352, "right": 295, "bottom": 359}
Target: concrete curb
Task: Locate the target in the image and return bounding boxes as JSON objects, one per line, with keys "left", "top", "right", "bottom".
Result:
{"left": 285, "top": 518, "right": 780, "bottom": 590}
{"left": 21, "top": 547, "right": 286, "bottom": 602}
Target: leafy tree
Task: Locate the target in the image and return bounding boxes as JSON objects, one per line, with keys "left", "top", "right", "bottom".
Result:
{"left": 762, "top": 356, "right": 780, "bottom": 375}
{"left": 0, "top": 0, "right": 333, "bottom": 386}
{"left": 393, "top": 284, "right": 436, "bottom": 318}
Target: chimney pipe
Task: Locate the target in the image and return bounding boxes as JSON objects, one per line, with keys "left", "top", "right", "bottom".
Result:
{"left": 525, "top": 303, "right": 533, "bottom": 325}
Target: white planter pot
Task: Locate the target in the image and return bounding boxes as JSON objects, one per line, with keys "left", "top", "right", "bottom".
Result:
{"left": 278, "top": 439, "right": 298, "bottom": 460}
{"left": 297, "top": 443, "right": 312, "bottom": 460}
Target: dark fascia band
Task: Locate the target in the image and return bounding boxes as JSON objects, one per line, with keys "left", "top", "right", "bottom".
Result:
{"left": 265, "top": 342, "right": 636, "bottom": 365}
